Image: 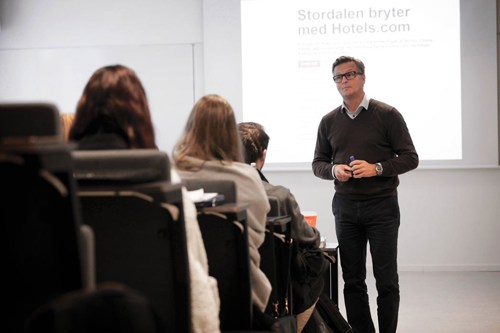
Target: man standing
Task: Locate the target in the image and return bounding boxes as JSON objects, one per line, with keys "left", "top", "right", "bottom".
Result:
{"left": 312, "top": 56, "right": 418, "bottom": 333}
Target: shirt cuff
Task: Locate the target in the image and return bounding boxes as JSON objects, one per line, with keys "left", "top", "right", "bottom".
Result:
{"left": 332, "top": 164, "right": 337, "bottom": 180}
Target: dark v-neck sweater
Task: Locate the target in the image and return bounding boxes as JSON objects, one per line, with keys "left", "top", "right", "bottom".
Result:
{"left": 312, "top": 98, "right": 418, "bottom": 199}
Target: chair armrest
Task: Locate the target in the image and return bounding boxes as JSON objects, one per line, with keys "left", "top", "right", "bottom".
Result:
{"left": 79, "top": 224, "right": 96, "bottom": 291}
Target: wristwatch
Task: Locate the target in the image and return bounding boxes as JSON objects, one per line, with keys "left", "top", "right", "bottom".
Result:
{"left": 375, "top": 163, "right": 383, "bottom": 176}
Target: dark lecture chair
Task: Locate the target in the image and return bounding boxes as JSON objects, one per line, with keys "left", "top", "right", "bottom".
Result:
{"left": 260, "top": 196, "right": 294, "bottom": 320}
{"left": 182, "top": 179, "right": 255, "bottom": 332}
{"left": 0, "top": 103, "right": 62, "bottom": 141}
{"left": 72, "top": 150, "right": 191, "bottom": 333}
{"left": 1, "top": 103, "right": 85, "bottom": 333}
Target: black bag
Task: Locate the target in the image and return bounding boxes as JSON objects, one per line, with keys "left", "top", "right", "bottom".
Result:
{"left": 275, "top": 315, "right": 297, "bottom": 333}
{"left": 291, "top": 246, "right": 329, "bottom": 313}
{"left": 306, "top": 308, "right": 335, "bottom": 333}
{"left": 253, "top": 306, "right": 297, "bottom": 333}
{"left": 303, "top": 294, "right": 353, "bottom": 333}
{"left": 258, "top": 228, "right": 297, "bottom": 333}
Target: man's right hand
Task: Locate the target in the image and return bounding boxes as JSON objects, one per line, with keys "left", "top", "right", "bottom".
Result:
{"left": 334, "top": 164, "right": 353, "bottom": 182}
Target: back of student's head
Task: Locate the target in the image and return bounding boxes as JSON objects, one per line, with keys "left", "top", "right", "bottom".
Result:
{"left": 68, "top": 64, "right": 157, "bottom": 149}
{"left": 174, "top": 94, "right": 243, "bottom": 165}
{"left": 238, "top": 122, "right": 269, "bottom": 165}
{"left": 25, "top": 282, "right": 166, "bottom": 333}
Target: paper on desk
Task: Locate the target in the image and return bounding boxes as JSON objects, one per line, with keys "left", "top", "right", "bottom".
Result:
{"left": 186, "top": 188, "right": 219, "bottom": 203}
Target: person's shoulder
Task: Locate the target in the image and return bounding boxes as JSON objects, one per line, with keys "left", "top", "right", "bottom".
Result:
{"left": 264, "top": 182, "right": 291, "bottom": 197}
{"left": 369, "top": 98, "right": 394, "bottom": 110}
{"left": 368, "top": 98, "right": 401, "bottom": 114}
{"left": 227, "top": 162, "right": 265, "bottom": 185}
{"left": 321, "top": 105, "right": 343, "bottom": 121}
{"left": 231, "top": 161, "right": 258, "bottom": 174}
{"left": 264, "top": 183, "right": 300, "bottom": 209}
{"left": 368, "top": 98, "right": 405, "bottom": 119}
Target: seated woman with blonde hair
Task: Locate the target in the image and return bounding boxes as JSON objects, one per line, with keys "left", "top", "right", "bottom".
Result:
{"left": 172, "top": 94, "right": 272, "bottom": 325}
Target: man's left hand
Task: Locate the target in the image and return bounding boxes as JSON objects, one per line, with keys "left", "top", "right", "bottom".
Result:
{"left": 349, "top": 159, "right": 377, "bottom": 178}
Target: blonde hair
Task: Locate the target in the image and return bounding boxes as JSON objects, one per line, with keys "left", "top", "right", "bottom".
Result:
{"left": 174, "top": 94, "right": 243, "bottom": 168}
{"left": 60, "top": 113, "right": 75, "bottom": 141}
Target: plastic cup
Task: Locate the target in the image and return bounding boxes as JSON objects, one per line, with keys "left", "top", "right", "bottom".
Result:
{"left": 302, "top": 211, "right": 317, "bottom": 227}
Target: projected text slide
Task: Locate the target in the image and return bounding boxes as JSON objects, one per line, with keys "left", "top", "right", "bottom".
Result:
{"left": 241, "top": 0, "right": 461, "bottom": 165}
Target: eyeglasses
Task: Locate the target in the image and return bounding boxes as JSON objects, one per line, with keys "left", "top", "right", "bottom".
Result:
{"left": 332, "top": 71, "right": 363, "bottom": 83}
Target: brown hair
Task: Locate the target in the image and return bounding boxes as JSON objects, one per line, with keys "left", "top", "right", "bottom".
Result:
{"left": 174, "top": 94, "right": 243, "bottom": 167}
{"left": 68, "top": 65, "right": 157, "bottom": 149}
{"left": 238, "top": 122, "right": 269, "bottom": 164}
{"left": 331, "top": 55, "right": 365, "bottom": 75}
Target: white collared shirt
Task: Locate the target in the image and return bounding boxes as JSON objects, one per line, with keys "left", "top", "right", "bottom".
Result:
{"left": 341, "top": 94, "right": 370, "bottom": 119}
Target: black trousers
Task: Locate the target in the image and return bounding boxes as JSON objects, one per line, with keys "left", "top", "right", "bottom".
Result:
{"left": 332, "top": 194, "right": 400, "bottom": 333}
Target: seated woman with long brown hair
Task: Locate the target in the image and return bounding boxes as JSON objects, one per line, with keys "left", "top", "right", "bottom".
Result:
{"left": 68, "top": 64, "right": 221, "bottom": 333}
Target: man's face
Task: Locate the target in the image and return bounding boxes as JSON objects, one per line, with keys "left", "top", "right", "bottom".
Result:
{"left": 332, "top": 61, "right": 365, "bottom": 100}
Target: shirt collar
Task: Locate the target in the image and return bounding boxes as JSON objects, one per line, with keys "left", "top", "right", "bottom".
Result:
{"left": 342, "top": 94, "right": 370, "bottom": 119}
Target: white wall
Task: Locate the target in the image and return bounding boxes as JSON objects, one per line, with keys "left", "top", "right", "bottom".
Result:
{"left": 0, "top": 0, "right": 202, "bottom": 155}
{"left": 1, "top": 0, "right": 499, "bottom": 271}
{"left": 266, "top": 167, "right": 500, "bottom": 271}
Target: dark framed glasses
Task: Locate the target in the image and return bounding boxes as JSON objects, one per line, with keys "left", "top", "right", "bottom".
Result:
{"left": 332, "top": 71, "right": 363, "bottom": 83}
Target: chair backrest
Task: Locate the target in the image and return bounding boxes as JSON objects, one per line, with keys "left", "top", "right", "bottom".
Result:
{"left": 1, "top": 143, "right": 85, "bottom": 333}
{"left": 260, "top": 196, "right": 294, "bottom": 317}
{"left": 183, "top": 179, "right": 253, "bottom": 331}
{"left": 25, "top": 282, "right": 167, "bottom": 333}
{"left": 268, "top": 195, "right": 281, "bottom": 217}
{"left": 72, "top": 149, "right": 171, "bottom": 185}
{"left": 197, "top": 210, "right": 253, "bottom": 331}
{"left": 71, "top": 150, "right": 190, "bottom": 333}
{"left": 0, "top": 103, "right": 61, "bottom": 141}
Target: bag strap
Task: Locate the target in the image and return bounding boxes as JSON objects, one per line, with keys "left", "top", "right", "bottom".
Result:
{"left": 282, "top": 226, "right": 293, "bottom": 316}
{"left": 267, "top": 228, "right": 280, "bottom": 318}
{"left": 266, "top": 216, "right": 294, "bottom": 318}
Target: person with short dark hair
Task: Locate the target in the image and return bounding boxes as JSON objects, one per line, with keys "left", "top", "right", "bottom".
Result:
{"left": 238, "top": 121, "right": 325, "bottom": 333}
{"left": 312, "top": 56, "right": 419, "bottom": 333}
